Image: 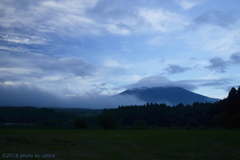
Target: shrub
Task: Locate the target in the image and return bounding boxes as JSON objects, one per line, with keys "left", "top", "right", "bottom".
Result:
{"left": 74, "top": 117, "right": 87, "bottom": 129}
{"left": 98, "top": 113, "right": 116, "bottom": 130}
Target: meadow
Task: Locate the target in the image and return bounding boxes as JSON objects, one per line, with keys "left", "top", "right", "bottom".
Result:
{"left": 0, "top": 129, "right": 240, "bottom": 160}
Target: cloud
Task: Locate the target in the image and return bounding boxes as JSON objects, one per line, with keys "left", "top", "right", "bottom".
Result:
{"left": 125, "top": 75, "right": 235, "bottom": 98}
{"left": 230, "top": 52, "right": 240, "bottom": 63}
{"left": 0, "top": 0, "right": 101, "bottom": 41}
{"left": 184, "top": 20, "right": 240, "bottom": 54}
{"left": 0, "top": 83, "right": 64, "bottom": 107}
{"left": 192, "top": 10, "right": 239, "bottom": 28}
{"left": 86, "top": 0, "right": 147, "bottom": 35}
{"left": 200, "top": 78, "right": 232, "bottom": 87}
{"left": 0, "top": 51, "right": 96, "bottom": 77}
{"left": 38, "top": 58, "right": 96, "bottom": 77}
{"left": 164, "top": 64, "right": 191, "bottom": 74}
{"left": 205, "top": 57, "right": 228, "bottom": 73}
{"left": 86, "top": 0, "right": 134, "bottom": 21}
{"left": 175, "top": 0, "right": 200, "bottom": 10}
{"left": 185, "top": 10, "right": 240, "bottom": 54}
{"left": 0, "top": 50, "right": 131, "bottom": 97}
{"left": 127, "top": 75, "right": 197, "bottom": 91}
{"left": 0, "top": 83, "right": 144, "bottom": 108}
{"left": 205, "top": 52, "right": 240, "bottom": 73}
{"left": 1, "top": 0, "right": 185, "bottom": 40}
{"left": 139, "top": 8, "right": 188, "bottom": 32}
{"left": 2, "top": 35, "right": 48, "bottom": 45}
{"left": 103, "top": 58, "right": 121, "bottom": 68}
{"left": 0, "top": 0, "right": 190, "bottom": 40}
{"left": 0, "top": 0, "right": 239, "bottom": 102}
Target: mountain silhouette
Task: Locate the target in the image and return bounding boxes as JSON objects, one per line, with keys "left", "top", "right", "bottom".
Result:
{"left": 118, "top": 86, "right": 220, "bottom": 105}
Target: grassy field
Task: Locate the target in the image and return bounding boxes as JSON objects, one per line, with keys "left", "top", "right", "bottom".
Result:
{"left": 0, "top": 129, "right": 240, "bottom": 160}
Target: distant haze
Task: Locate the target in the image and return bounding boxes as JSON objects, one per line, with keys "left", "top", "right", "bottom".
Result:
{"left": 0, "top": 83, "right": 145, "bottom": 109}
{"left": 1, "top": 83, "right": 219, "bottom": 108}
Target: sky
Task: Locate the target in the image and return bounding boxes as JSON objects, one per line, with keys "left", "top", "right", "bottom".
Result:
{"left": 0, "top": 0, "right": 240, "bottom": 108}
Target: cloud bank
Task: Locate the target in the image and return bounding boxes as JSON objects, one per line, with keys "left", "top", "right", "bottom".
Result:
{"left": 0, "top": 83, "right": 144, "bottom": 109}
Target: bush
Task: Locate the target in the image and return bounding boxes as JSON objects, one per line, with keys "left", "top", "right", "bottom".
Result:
{"left": 74, "top": 117, "right": 87, "bottom": 129}
{"left": 98, "top": 113, "right": 116, "bottom": 130}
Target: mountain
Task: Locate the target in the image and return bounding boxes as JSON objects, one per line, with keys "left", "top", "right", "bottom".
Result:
{"left": 118, "top": 86, "right": 220, "bottom": 105}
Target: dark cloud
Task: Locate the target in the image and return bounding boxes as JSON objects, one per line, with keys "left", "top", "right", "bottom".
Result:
{"left": 38, "top": 58, "right": 95, "bottom": 77}
{"left": 127, "top": 76, "right": 197, "bottom": 91}
{"left": 0, "top": 1, "right": 49, "bottom": 38}
{"left": 0, "top": 84, "right": 144, "bottom": 109}
{"left": 91, "top": 82, "right": 108, "bottom": 92}
{"left": 116, "top": 23, "right": 133, "bottom": 31}
{"left": 164, "top": 64, "right": 191, "bottom": 74}
{"left": 0, "top": 84, "right": 64, "bottom": 107}
{"left": 230, "top": 52, "right": 240, "bottom": 64}
{"left": 205, "top": 57, "right": 228, "bottom": 73}
{"left": 0, "top": 79, "right": 6, "bottom": 83}
{"left": 200, "top": 79, "right": 232, "bottom": 87}
{"left": 86, "top": 0, "right": 135, "bottom": 21}
{"left": 0, "top": 51, "right": 96, "bottom": 77}
{"left": 192, "top": 10, "right": 238, "bottom": 28}
{"left": 205, "top": 52, "right": 240, "bottom": 73}
{"left": 199, "top": 78, "right": 236, "bottom": 97}
{"left": 2, "top": 0, "right": 41, "bottom": 11}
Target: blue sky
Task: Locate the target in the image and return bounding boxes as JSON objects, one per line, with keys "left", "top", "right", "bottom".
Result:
{"left": 0, "top": 0, "right": 240, "bottom": 108}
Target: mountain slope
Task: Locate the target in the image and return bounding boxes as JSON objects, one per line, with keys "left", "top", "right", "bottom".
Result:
{"left": 118, "top": 86, "right": 220, "bottom": 105}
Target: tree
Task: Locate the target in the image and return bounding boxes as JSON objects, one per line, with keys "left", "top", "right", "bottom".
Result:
{"left": 237, "top": 86, "right": 240, "bottom": 97}
{"left": 228, "top": 87, "right": 237, "bottom": 99}
{"left": 98, "top": 113, "right": 116, "bottom": 130}
{"left": 74, "top": 117, "right": 87, "bottom": 129}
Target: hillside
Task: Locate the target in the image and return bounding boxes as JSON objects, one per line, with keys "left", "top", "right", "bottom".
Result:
{"left": 118, "top": 86, "right": 219, "bottom": 105}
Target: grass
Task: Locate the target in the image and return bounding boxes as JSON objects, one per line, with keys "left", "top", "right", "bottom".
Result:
{"left": 0, "top": 129, "right": 240, "bottom": 160}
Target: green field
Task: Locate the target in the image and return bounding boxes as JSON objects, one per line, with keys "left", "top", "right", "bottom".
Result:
{"left": 0, "top": 129, "right": 240, "bottom": 160}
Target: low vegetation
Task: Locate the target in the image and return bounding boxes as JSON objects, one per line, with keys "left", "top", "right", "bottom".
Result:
{"left": 0, "top": 129, "right": 240, "bottom": 160}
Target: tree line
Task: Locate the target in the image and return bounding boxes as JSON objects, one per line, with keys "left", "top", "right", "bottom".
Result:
{"left": 0, "top": 107, "right": 70, "bottom": 127}
{"left": 0, "top": 107, "right": 102, "bottom": 128}
{"left": 99, "top": 86, "right": 240, "bottom": 129}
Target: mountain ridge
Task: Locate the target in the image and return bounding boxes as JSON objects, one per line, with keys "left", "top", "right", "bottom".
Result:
{"left": 118, "top": 86, "right": 220, "bottom": 105}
